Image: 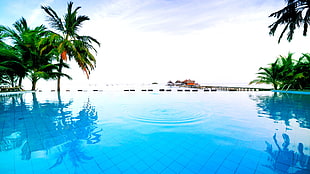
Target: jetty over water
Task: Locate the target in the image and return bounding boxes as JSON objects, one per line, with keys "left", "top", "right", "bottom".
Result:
{"left": 199, "top": 86, "right": 272, "bottom": 91}
{"left": 166, "top": 80, "right": 272, "bottom": 92}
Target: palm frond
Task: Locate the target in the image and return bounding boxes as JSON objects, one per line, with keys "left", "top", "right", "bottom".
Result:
{"left": 41, "top": 5, "right": 64, "bottom": 32}
{"left": 269, "top": 0, "right": 310, "bottom": 42}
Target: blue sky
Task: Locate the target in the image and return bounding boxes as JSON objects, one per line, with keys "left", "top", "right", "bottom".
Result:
{"left": 1, "top": 0, "right": 310, "bottom": 89}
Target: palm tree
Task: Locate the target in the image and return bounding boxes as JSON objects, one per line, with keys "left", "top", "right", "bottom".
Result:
{"left": 250, "top": 59, "right": 282, "bottom": 90}
{"left": 0, "top": 47, "right": 25, "bottom": 87}
{"left": 1, "top": 18, "right": 69, "bottom": 90}
{"left": 28, "top": 30, "right": 72, "bottom": 90}
{"left": 276, "top": 53, "right": 296, "bottom": 89}
{"left": 41, "top": 1, "right": 100, "bottom": 91}
{"left": 269, "top": 0, "right": 310, "bottom": 43}
{"left": 0, "top": 31, "right": 26, "bottom": 88}
{"left": 293, "top": 53, "right": 310, "bottom": 89}
{"left": 1, "top": 18, "right": 45, "bottom": 87}
{"left": 250, "top": 53, "right": 310, "bottom": 90}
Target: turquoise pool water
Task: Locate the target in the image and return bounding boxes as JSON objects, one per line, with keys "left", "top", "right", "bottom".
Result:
{"left": 0, "top": 91, "right": 309, "bottom": 174}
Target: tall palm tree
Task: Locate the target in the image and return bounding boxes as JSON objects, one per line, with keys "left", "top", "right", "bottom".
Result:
{"left": 41, "top": 1, "right": 100, "bottom": 91}
{"left": 269, "top": 0, "right": 310, "bottom": 43}
{"left": 28, "top": 30, "right": 72, "bottom": 90}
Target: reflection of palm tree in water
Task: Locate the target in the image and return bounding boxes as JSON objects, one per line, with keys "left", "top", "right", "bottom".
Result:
{"left": 265, "top": 133, "right": 310, "bottom": 174}
{"left": 74, "top": 98, "right": 101, "bottom": 144}
{"left": 48, "top": 140, "right": 94, "bottom": 170}
{"left": 49, "top": 97, "right": 102, "bottom": 170}
{"left": 250, "top": 93, "right": 310, "bottom": 129}
{"left": 8, "top": 93, "right": 103, "bottom": 169}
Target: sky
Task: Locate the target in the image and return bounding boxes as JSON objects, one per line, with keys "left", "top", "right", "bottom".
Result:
{"left": 1, "top": 0, "right": 310, "bottom": 89}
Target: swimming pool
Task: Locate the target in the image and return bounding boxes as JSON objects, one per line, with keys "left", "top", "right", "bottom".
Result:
{"left": 0, "top": 91, "right": 309, "bottom": 174}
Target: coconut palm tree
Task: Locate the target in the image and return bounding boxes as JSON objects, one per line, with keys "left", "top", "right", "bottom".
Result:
{"left": 249, "top": 59, "right": 283, "bottom": 90}
{"left": 276, "top": 53, "right": 296, "bottom": 89}
{"left": 0, "top": 47, "right": 25, "bottom": 87}
{"left": 1, "top": 18, "right": 70, "bottom": 90}
{"left": 1, "top": 18, "right": 46, "bottom": 87}
{"left": 0, "top": 30, "right": 26, "bottom": 88}
{"left": 250, "top": 53, "right": 310, "bottom": 90}
{"left": 293, "top": 53, "right": 310, "bottom": 89}
{"left": 269, "top": 0, "right": 310, "bottom": 43}
{"left": 41, "top": 1, "right": 100, "bottom": 91}
{"left": 28, "top": 30, "right": 72, "bottom": 90}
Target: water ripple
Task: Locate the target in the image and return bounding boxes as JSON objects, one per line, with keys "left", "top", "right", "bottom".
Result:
{"left": 127, "top": 107, "right": 209, "bottom": 126}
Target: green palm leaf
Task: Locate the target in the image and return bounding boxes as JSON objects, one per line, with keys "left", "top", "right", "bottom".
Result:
{"left": 42, "top": 1, "right": 100, "bottom": 91}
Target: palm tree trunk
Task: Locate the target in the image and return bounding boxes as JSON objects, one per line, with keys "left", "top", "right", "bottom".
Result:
{"left": 57, "top": 59, "right": 64, "bottom": 91}
{"left": 273, "top": 83, "right": 278, "bottom": 90}
{"left": 9, "top": 74, "right": 15, "bottom": 87}
{"left": 18, "top": 77, "right": 22, "bottom": 88}
{"left": 32, "top": 80, "right": 37, "bottom": 91}
{"left": 57, "top": 76, "right": 61, "bottom": 91}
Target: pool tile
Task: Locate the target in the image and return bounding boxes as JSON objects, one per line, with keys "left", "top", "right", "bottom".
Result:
{"left": 110, "top": 154, "right": 126, "bottom": 164}
{"left": 103, "top": 165, "right": 122, "bottom": 174}
{"left": 179, "top": 167, "right": 198, "bottom": 174}
{"left": 143, "top": 155, "right": 159, "bottom": 167}
{"left": 184, "top": 160, "right": 203, "bottom": 173}
{"left": 161, "top": 167, "right": 178, "bottom": 174}
{"left": 216, "top": 166, "right": 235, "bottom": 174}
{"left": 190, "top": 155, "right": 208, "bottom": 167}
{"left": 165, "top": 149, "right": 183, "bottom": 160}
{"left": 255, "top": 165, "right": 275, "bottom": 174}
{"left": 143, "top": 167, "right": 159, "bottom": 174}
{"left": 149, "top": 161, "right": 167, "bottom": 173}
{"left": 175, "top": 153, "right": 191, "bottom": 166}
{"left": 116, "top": 160, "right": 133, "bottom": 172}
{"left": 14, "top": 161, "right": 34, "bottom": 174}
{"left": 123, "top": 167, "right": 140, "bottom": 174}
{"left": 198, "top": 161, "right": 218, "bottom": 173}
{"left": 226, "top": 151, "right": 245, "bottom": 163}
{"left": 81, "top": 161, "right": 105, "bottom": 174}
{"left": 221, "top": 159, "right": 239, "bottom": 171}
{"left": 238, "top": 156, "right": 259, "bottom": 170}
{"left": 31, "top": 159, "right": 52, "bottom": 173}
{"left": 234, "top": 165, "right": 255, "bottom": 174}
{"left": 125, "top": 155, "right": 140, "bottom": 166}
{"left": 168, "top": 161, "right": 185, "bottom": 173}
{"left": 96, "top": 157, "right": 115, "bottom": 171}
{"left": 133, "top": 161, "right": 150, "bottom": 173}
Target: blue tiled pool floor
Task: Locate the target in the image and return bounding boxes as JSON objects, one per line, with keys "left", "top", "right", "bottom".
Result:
{"left": 0, "top": 91, "right": 309, "bottom": 173}
{"left": 1, "top": 129, "right": 272, "bottom": 173}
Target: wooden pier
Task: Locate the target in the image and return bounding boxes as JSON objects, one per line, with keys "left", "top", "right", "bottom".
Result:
{"left": 199, "top": 86, "right": 272, "bottom": 91}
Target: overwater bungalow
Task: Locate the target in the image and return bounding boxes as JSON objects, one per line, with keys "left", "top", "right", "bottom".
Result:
{"left": 182, "top": 79, "right": 199, "bottom": 87}
{"left": 167, "top": 81, "right": 174, "bottom": 86}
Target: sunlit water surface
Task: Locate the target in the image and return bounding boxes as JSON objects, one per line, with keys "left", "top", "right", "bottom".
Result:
{"left": 0, "top": 91, "right": 309, "bottom": 174}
